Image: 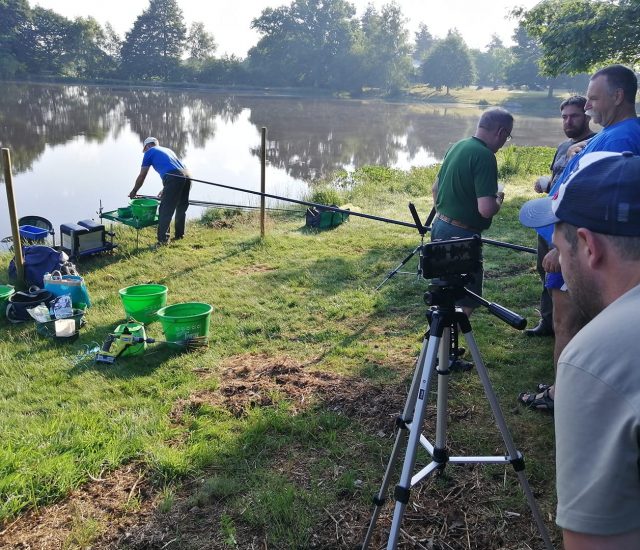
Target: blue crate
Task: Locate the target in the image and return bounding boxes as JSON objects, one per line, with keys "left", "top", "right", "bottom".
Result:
{"left": 19, "top": 225, "right": 49, "bottom": 240}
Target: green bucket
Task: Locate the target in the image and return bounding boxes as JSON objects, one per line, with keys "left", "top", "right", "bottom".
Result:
{"left": 130, "top": 198, "right": 158, "bottom": 222}
{"left": 119, "top": 284, "right": 168, "bottom": 324}
{"left": 0, "top": 284, "right": 15, "bottom": 318}
{"left": 156, "top": 302, "right": 212, "bottom": 349}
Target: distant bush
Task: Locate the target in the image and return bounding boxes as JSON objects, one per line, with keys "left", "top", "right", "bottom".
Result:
{"left": 308, "top": 187, "right": 343, "bottom": 206}
{"left": 497, "top": 145, "right": 555, "bottom": 180}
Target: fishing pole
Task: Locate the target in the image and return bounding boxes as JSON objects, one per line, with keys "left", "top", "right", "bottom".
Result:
{"left": 136, "top": 195, "right": 303, "bottom": 214}
{"left": 164, "top": 175, "right": 536, "bottom": 254}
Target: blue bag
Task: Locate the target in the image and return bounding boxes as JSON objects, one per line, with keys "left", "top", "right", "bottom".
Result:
{"left": 8, "top": 246, "right": 78, "bottom": 288}
{"left": 43, "top": 271, "right": 91, "bottom": 308}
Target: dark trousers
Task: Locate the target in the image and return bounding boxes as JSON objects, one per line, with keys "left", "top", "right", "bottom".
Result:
{"left": 158, "top": 170, "right": 191, "bottom": 243}
{"left": 536, "top": 234, "right": 553, "bottom": 328}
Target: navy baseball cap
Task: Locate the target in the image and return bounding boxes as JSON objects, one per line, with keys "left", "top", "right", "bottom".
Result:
{"left": 519, "top": 151, "right": 640, "bottom": 236}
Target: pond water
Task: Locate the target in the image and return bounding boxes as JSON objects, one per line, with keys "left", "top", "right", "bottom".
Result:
{"left": 0, "top": 83, "right": 571, "bottom": 239}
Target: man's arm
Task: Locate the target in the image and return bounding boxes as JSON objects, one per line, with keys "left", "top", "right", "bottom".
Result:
{"left": 564, "top": 528, "right": 640, "bottom": 550}
{"left": 129, "top": 166, "right": 150, "bottom": 199}
{"left": 477, "top": 193, "right": 503, "bottom": 219}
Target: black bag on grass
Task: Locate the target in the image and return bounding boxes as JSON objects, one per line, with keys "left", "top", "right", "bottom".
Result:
{"left": 6, "top": 287, "right": 54, "bottom": 323}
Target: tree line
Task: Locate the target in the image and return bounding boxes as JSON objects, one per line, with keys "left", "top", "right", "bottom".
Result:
{"left": 0, "top": 0, "right": 635, "bottom": 95}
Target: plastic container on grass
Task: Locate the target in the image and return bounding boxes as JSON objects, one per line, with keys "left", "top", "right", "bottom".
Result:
{"left": 156, "top": 302, "right": 212, "bottom": 350}
{"left": 119, "top": 284, "right": 168, "bottom": 324}
{"left": 0, "top": 284, "right": 15, "bottom": 322}
{"left": 36, "top": 308, "right": 85, "bottom": 343}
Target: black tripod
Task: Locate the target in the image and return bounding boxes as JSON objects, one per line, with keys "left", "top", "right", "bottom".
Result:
{"left": 361, "top": 276, "right": 554, "bottom": 550}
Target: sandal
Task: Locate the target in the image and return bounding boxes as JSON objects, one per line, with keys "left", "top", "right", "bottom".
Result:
{"left": 536, "top": 382, "right": 551, "bottom": 393}
{"left": 518, "top": 387, "right": 554, "bottom": 412}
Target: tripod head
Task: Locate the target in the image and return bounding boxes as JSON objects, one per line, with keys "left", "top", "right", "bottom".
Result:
{"left": 416, "top": 225, "right": 526, "bottom": 329}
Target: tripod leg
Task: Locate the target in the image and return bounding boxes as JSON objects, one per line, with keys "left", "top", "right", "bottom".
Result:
{"left": 386, "top": 314, "right": 446, "bottom": 550}
{"left": 361, "top": 333, "right": 431, "bottom": 549}
{"left": 375, "top": 246, "right": 421, "bottom": 290}
{"left": 462, "top": 328, "right": 555, "bottom": 550}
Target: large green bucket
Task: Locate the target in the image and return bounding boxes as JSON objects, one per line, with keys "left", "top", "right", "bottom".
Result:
{"left": 156, "top": 302, "right": 212, "bottom": 349}
{"left": 130, "top": 198, "right": 158, "bottom": 222}
{"left": 119, "top": 284, "right": 168, "bottom": 324}
{"left": 0, "top": 284, "right": 15, "bottom": 318}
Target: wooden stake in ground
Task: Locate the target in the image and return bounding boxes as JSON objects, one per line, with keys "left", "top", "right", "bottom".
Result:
{"left": 2, "top": 148, "right": 25, "bottom": 289}
{"left": 260, "top": 126, "right": 267, "bottom": 239}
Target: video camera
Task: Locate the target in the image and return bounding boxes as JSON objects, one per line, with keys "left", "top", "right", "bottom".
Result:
{"left": 420, "top": 235, "right": 482, "bottom": 280}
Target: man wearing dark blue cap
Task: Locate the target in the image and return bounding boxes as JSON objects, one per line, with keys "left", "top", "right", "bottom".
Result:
{"left": 520, "top": 151, "right": 640, "bottom": 549}
{"left": 129, "top": 137, "right": 191, "bottom": 246}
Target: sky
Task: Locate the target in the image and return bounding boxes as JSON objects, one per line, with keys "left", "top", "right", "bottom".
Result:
{"left": 33, "top": 1, "right": 541, "bottom": 58}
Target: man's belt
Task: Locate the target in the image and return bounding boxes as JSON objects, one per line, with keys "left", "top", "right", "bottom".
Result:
{"left": 436, "top": 213, "right": 481, "bottom": 233}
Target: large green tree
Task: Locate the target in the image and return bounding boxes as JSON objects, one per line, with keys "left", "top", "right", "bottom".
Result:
{"left": 413, "top": 22, "right": 433, "bottom": 61}
{"left": 358, "top": 3, "right": 412, "bottom": 94}
{"left": 0, "top": 0, "right": 30, "bottom": 77}
{"left": 248, "top": 0, "right": 357, "bottom": 89}
{"left": 186, "top": 22, "right": 216, "bottom": 60}
{"left": 120, "top": 0, "right": 187, "bottom": 80}
{"left": 420, "top": 30, "right": 475, "bottom": 94}
{"left": 17, "top": 6, "right": 75, "bottom": 75}
{"left": 473, "top": 35, "right": 514, "bottom": 88}
{"left": 518, "top": 0, "right": 640, "bottom": 75}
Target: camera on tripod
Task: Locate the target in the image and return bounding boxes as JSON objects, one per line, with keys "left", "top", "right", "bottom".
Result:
{"left": 420, "top": 235, "right": 482, "bottom": 279}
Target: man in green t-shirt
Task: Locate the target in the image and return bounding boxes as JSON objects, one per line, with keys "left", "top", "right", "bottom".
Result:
{"left": 431, "top": 108, "right": 513, "bottom": 317}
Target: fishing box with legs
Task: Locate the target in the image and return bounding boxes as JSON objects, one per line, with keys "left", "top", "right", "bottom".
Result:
{"left": 60, "top": 219, "right": 116, "bottom": 259}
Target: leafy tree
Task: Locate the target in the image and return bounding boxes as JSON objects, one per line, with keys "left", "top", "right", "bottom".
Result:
{"left": 517, "top": 0, "right": 640, "bottom": 75}
{"left": 120, "top": 0, "right": 186, "bottom": 80}
{"left": 358, "top": 3, "right": 412, "bottom": 94}
{"left": 65, "top": 17, "right": 114, "bottom": 78}
{"left": 420, "top": 30, "right": 475, "bottom": 94}
{"left": 504, "top": 23, "right": 548, "bottom": 89}
{"left": 473, "top": 35, "right": 514, "bottom": 88}
{"left": 0, "top": 0, "right": 30, "bottom": 77}
{"left": 187, "top": 21, "right": 216, "bottom": 60}
{"left": 248, "top": 0, "right": 357, "bottom": 89}
{"left": 17, "top": 6, "right": 75, "bottom": 75}
{"left": 102, "top": 23, "right": 123, "bottom": 67}
{"left": 413, "top": 22, "right": 433, "bottom": 61}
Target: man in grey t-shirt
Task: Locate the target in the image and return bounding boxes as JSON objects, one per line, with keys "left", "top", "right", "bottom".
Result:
{"left": 519, "top": 151, "right": 640, "bottom": 549}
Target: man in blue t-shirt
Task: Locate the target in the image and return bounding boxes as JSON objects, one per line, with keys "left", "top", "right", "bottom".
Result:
{"left": 129, "top": 137, "right": 192, "bottom": 245}
{"left": 518, "top": 64, "right": 640, "bottom": 412}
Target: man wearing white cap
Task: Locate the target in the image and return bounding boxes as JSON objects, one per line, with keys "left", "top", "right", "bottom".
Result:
{"left": 129, "top": 137, "right": 191, "bottom": 245}
{"left": 520, "top": 151, "right": 640, "bottom": 549}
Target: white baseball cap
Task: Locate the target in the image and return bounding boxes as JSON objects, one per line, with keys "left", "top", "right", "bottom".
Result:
{"left": 142, "top": 137, "right": 158, "bottom": 150}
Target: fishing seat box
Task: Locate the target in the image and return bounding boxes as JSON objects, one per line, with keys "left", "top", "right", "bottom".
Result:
{"left": 60, "top": 219, "right": 106, "bottom": 257}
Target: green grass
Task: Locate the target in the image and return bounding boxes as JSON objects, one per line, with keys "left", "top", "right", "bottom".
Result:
{"left": 0, "top": 146, "right": 558, "bottom": 546}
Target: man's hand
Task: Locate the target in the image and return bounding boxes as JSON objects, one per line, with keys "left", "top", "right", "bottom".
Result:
{"left": 542, "top": 247, "right": 561, "bottom": 272}
{"left": 567, "top": 140, "right": 587, "bottom": 159}
{"left": 128, "top": 189, "right": 138, "bottom": 199}
{"left": 534, "top": 176, "right": 551, "bottom": 194}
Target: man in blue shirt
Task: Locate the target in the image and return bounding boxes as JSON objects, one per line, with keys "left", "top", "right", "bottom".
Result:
{"left": 519, "top": 64, "right": 640, "bottom": 411}
{"left": 129, "top": 137, "right": 191, "bottom": 245}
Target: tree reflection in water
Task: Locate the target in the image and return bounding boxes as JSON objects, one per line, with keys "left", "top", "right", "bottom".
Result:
{"left": 0, "top": 83, "right": 562, "bottom": 236}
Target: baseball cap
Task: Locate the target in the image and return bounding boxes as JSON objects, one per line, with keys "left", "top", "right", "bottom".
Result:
{"left": 519, "top": 151, "right": 640, "bottom": 236}
{"left": 142, "top": 137, "right": 158, "bottom": 151}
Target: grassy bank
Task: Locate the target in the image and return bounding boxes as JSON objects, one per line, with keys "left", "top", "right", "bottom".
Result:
{"left": 0, "top": 146, "right": 558, "bottom": 549}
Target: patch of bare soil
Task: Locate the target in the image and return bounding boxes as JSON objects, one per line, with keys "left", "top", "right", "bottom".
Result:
{"left": 0, "top": 354, "right": 559, "bottom": 549}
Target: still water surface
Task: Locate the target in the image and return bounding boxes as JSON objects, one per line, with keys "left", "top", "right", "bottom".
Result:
{"left": 0, "top": 83, "right": 569, "bottom": 238}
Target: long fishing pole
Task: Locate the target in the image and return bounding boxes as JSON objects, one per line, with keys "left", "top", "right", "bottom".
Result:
{"left": 166, "top": 175, "right": 536, "bottom": 254}
{"left": 136, "top": 195, "right": 303, "bottom": 214}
